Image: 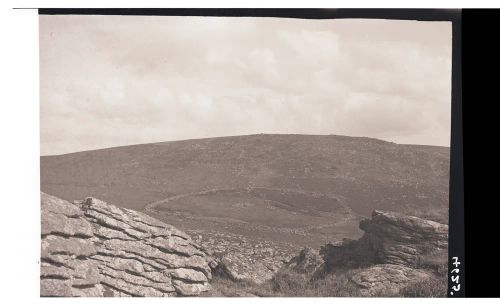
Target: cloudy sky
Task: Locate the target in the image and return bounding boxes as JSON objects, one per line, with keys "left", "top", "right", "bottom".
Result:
{"left": 40, "top": 15, "right": 452, "bottom": 156}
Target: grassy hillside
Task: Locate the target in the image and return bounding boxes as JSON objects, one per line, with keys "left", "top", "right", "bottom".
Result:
{"left": 41, "top": 134, "right": 449, "bottom": 247}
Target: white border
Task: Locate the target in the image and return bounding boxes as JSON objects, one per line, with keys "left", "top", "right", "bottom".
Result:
{"left": 1, "top": 3, "right": 40, "bottom": 303}
{"left": 0, "top": 1, "right": 496, "bottom": 303}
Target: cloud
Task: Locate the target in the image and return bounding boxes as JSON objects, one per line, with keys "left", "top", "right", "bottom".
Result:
{"left": 40, "top": 16, "right": 452, "bottom": 155}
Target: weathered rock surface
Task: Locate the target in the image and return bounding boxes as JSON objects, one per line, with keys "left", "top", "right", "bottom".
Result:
{"left": 282, "top": 210, "right": 448, "bottom": 296}
{"left": 349, "top": 264, "right": 432, "bottom": 297}
{"left": 216, "top": 253, "right": 273, "bottom": 285}
{"left": 321, "top": 210, "right": 448, "bottom": 270}
{"left": 189, "top": 230, "right": 296, "bottom": 285}
{"left": 283, "top": 247, "right": 324, "bottom": 275}
{"left": 40, "top": 193, "right": 213, "bottom": 297}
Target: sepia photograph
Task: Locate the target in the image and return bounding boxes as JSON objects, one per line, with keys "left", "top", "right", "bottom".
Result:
{"left": 39, "top": 10, "right": 454, "bottom": 297}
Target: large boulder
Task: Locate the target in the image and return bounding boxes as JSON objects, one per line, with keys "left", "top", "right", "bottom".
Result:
{"left": 192, "top": 230, "right": 294, "bottom": 285}
{"left": 215, "top": 252, "right": 275, "bottom": 285}
{"left": 40, "top": 193, "right": 213, "bottom": 297}
{"left": 289, "top": 210, "right": 449, "bottom": 297}
{"left": 348, "top": 264, "right": 432, "bottom": 297}
{"left": 321, "top": 210, "right": 448, "bottom": 270}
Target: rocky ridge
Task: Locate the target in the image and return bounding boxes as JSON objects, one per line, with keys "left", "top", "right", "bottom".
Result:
{"left": 283, "top": 210, "right": 449, "bottom": 296}
{"left": 40, "top": 193, "right": 214, "bottom": 297}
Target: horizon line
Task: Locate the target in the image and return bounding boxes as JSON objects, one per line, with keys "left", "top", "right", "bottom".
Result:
{"left": 40, "top": 133, "right": 450, "bottom": 157}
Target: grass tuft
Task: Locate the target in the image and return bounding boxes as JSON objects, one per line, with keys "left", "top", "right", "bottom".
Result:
{"left": 399, "top": 277, "right": 447, "bottom": 297}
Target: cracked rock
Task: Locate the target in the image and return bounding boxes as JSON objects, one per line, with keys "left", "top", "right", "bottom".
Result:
{"left": 40, "top": 192, "right": 213, "bottom": 297}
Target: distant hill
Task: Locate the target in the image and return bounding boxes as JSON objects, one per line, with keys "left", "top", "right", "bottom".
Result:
{"left": 41, "top": 134, "right": 449, "bottom": 247}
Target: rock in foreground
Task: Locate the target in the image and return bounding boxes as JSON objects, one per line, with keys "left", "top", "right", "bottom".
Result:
{"left": 321, "top": 210, "right": 449, "bottom": 270}
{"left": 284, "top": 247, "right": 324, "bottom": 276}
{"left": 282, "top": 210, "right": 448, "bottom": 297}
{"left": 349, "top": 264, "right": 432, "bottom": 296}
{"left": 40, "top": 193, "right": 213, "bottom": 297}
{"left": 190, "top": 230, "right": 296, "bottom": 285}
